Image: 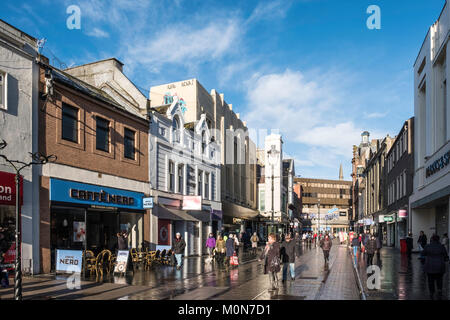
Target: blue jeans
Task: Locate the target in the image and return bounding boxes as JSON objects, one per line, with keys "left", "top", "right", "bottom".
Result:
{"left": 175, "top": 254, "right": 183, "bottom": 267}
{"left": 282, "top": 263, "right": 295, "bottom": 280}
{"left": 353, "top": 246, "right": 358, "bottom": 264}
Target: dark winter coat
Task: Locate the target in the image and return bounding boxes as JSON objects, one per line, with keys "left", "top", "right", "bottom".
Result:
{"left": 320, "top": 238, "right": 332, "bottom": 251}
{"left": 362, "top": 233, "right": 370, "bottom": 246}
{"left": 418, "top": 235, "right": 427, "bottom": 248}
{"left": 406, "top": 236, "right": 413, "bottom": 250}
{"left": 172, "top": 238, "right": 186, "bottom": 254}
{"left": 376, "top": 237, "right": 382, "bottom": 249}
{"left": 260, "top": 242, "right": 280, "bottom": 274}
{"left": 280, "top": 240, "right": 296, "bottom": 263}
{"left": 423, "top": 242, "right": 449, "bottom": 274}
{"left": 226, "top": 238, "right": 235, "bottom": 257}
{"left": 365, "top": 239, "right": 377, "bottom": 254}
{"left": 351, "top": 237, "right": 361, "bottom": 247}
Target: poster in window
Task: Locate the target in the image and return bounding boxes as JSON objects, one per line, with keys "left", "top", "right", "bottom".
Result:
{"left": 158, "top": 219, "right": 171, "bottom": 245}
{"left": 73, "top": 221, "right": 86, "bottom": 242}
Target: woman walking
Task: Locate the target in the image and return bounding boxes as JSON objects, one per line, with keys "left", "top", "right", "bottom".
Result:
{"left": 215, "top": 235, "right": 226, "bottom": 265}
{"left": 206, "top": 233, "right": 216, "bottom": 259}
{"left": 225, "top": 234, "right": 235, "bottom": 266}
{"left": 259, "top": 233, "right": 281, "bottom": 290}
{"left": 423, "top": 234, "right": 449, "bottom": 300}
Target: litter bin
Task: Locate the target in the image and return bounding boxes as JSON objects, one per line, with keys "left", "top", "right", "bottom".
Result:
{"left": 400, "top": 238, "right": 407, "bottom": 253}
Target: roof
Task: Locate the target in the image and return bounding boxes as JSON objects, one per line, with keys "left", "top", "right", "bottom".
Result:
{"left": 48, "top": 65, "right": 146, "bottom": 121}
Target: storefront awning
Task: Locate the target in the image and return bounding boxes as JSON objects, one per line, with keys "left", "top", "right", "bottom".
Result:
{"left": 222, "top": 201, "right": 259, "bottom": 220}
{"left": 186, "top": 210, "right": 211, "bottom": 223}
{"left": 155, "top": 205, "right": 200, "bottom": 222}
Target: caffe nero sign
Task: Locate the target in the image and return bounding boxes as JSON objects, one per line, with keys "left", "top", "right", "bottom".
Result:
{"left": 50, "top": 178, "right": 144, "bottom": 210}
{"left": 426, "top": 149, "right": 450, "bottom": 178}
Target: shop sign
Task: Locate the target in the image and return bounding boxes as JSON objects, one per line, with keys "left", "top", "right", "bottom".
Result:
{"left": 56, "top": 249, "right": 82, "bottom": 273}
{"left": 233, "top": 218, "right": 243, "bottom": 224}
{"left": 426, "top": 149, "right": 450, "bottom": 178}
{"left": 399, "top": 209, "right": 408, "bottom": 218}
{"left": 384, "top": 216, "right": 394, "bottom": 222}
{"left": 182, "top": 196, "right": 201, "bottom": 210}
{"left": 143, "top": 197, "right": 154, "bottom": 209}
{"left": 0, "top": 171, "right": 23, "bottom": 206}
{"left": 378, "top": 215, "right": 385, "bottom": 223}
{"left": 114, "top": 250, "right": 129, "bottom": 273}
{"left": 50, "top": 178, "right": 144, "bottom": 210}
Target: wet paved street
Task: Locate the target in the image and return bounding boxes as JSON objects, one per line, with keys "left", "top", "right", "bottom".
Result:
{"left": 0, "top": 241, "right": 361, "bottom": 300}
{"left": 354, "top": 247, "right": 450, "bottom": 300}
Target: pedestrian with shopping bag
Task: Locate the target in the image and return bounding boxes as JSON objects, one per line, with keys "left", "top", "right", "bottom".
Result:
{"left": 418, "top": 231, "right": 428, "bottom": 261}
{"left": 259, "top": 233, "right": 281, "bottom": 290}
{"left": 226, "top": 234, "right": 235, "bottom": 266}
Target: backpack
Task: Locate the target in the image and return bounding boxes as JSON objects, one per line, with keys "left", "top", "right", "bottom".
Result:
{"left": 269, "top": 255, "right": 281, "bottom": 273}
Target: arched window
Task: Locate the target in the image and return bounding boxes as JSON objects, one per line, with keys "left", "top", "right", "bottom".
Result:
{"left": 172, "top": 116, "right": 180, "bottom": 143}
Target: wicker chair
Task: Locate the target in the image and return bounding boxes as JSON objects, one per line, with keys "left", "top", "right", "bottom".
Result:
{"left": 144, "top": 251, "right": 157, "bottom": 270}
{"left": 95, "top": 249, "right": 112, "bottom": 278}
{"left": 83, "top": 250, "right": 97, "bottom": 276}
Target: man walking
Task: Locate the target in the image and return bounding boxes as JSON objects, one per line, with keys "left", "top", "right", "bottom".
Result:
{"left": 172, "top": 232, "right": 186, "bottom": 270}
{"left": 423, "top": 234, "right": 449, "bottom": 300}
{"left": 365, "top": 234, "right": 377, "bottom": 266}
{"left": 418, "top": 231, "right": 428, "bottom": 261}
{"left": 351, "top": 234, "right": 361, "bottom": 264}
{"left": 251, "top": 232, "right": 259, "bottom": 255}
{"left": 320, "top": 233, "right": 332, "bottom": 267}
{"left": 280, "top": 233, "right": 296, "bottom": 283}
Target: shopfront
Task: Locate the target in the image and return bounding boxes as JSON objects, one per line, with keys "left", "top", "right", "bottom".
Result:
{"left": 0, "top": 171, "right": 23, "bottom": 269}
{"left": 49, "top": 178, "right": 145, "bottom": 271}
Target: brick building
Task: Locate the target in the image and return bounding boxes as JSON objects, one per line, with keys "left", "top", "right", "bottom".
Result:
{"left": 38, "top": 62, "right": 150, "bottom": 273}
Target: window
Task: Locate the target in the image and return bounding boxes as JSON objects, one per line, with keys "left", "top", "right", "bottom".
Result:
{"left": 403, "top": 171, "right": 407, "bottom": 197}
{"left": 124, "top": 128, "right": 135, "bottom": 160}
{"left": 211, "top": 173, "right": 215, "bottom": 200}
{"left": 0, "top": 71, "right": 6, "bottom": 110}
{"left": 198, "top": 170, "right": 203, "bottom": 196}
{"left": 178, "top": 164, "right": 184, "bottom": 194}
{"left": 172, "top": 117, "right": 180, "bottom": 143}
{"left": 201, "top": 131, "right": 206, "bottom": 154}
{"left": 259, "top": 189, "right": 265, "bottom": 211}
{"left": 96, "top": 117, "right": 109, "bottom": 152}
{"left": 168, "top": 161, "right": 175, "bottom": 192}
{"left": 205, "top": 172, "right": 210, "bottom": 199}
{"left": 61, "top": 103, "right": 78, "bottom": 142}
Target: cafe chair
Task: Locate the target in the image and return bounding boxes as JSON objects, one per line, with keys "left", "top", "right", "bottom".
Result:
{"left": 95, "top": 249, "right": 112, "bottom": 278}
{"left": 83, "top": 250, "right": 97, "bottom": 276}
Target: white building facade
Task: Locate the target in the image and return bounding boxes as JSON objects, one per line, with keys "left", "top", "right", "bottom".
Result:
{"left": 0, "top": 20, "right": 41, "bottom": 274}
{"left": 410, "top": 2, "right": 450, "bottom": 245}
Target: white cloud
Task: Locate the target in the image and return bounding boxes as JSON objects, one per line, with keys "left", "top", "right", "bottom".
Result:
{"left": 86, "top": 27, "right": 109, "bottom": 38}
{"left": 365, "top": 111, "right": 388, "bottom": 119}
{"left": 246, "top": 0, "right": 293, "bottom": 24}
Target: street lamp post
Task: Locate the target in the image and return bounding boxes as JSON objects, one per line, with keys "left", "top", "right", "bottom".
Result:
{"left": 267, "top": 146, "right": 280, "bottom": 236}
{"left": 0, "top": 140, "right": 56, "bottom": 300}
{"left": 317, "top": 199, "right": 320, "bottom": 234}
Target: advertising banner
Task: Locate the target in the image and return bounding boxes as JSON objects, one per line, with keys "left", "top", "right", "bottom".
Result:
{"left": 158, "top": 219, "right": 171, "bottom": 245}
{"left": 114, "top": 250, "right": 129, "bottom": 273}
{"left": 73, "top": 221, "right": 86, "bottom": 242}
{"left": 399, "top": 209, "right": 408, "bottom": 218}
{"left": 182, "top": 196, "right": 201, "bottom": 210}
{"left": 56, "top": 249, "right": 82, "bottom": 273}
{"left": 0, "top": 171, "right": 22, "bottom": 206}
{"left": 143, "top": 197, "right": 154, "bottom": 209}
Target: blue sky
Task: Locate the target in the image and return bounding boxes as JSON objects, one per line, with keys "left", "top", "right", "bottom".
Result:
{"left": 2, "top": 0, "right": 445, "bottom": 180}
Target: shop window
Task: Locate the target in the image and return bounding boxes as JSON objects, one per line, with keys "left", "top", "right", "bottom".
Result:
{"left": 62, "top": 103, "right": 78, "bottom": 143}
{"left": 124, "top": 128, "right": 135, "bottom": 160}
{"left": 0, "top": 71, "right": 7, "bottom": 110}
{"left": 96, "top": 116, "right": 110, "bottom": 152}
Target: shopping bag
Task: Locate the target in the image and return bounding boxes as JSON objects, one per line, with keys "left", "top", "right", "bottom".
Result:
{"left": 230, "top": 252, "right": 239, "bottom": 266}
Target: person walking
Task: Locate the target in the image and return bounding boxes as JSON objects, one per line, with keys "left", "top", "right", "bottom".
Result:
{"left": 280, "top": 233, "right": 296, "bottom": 283}
{"left": 351, "top": 234, "right": 361, "bottom": 264}
{"left": 375, "top": 233, "right": 383, "bottom": 263}
{"left": 441, "top": 233, "right": 449, "bottom": 256}
{"left": 206, "top": 233, "right": 216, "bottom": 260}
{"left": 319, "top": 233, "right": 332, "bottom": 267}
{"left": 117, "top": 231, "right": 128, "bottom": 250}
{"left": 418, "top": 231, "right": 428, "bottom": 261}
{"left": 423, "top": 234, "right": 449, "bottom": 300}
{"left": 365, "top": 234, "right": 377, "bottom": 266}
{"left": 259, "top": 233, "right": 281, "bottom": 290}
{"left": 361, "top": 230, "right": 369, "bottom": 255}
{"left": 215, "top": 235, "right": 226, "bottom": 265}
{"left": 406, "top": 232, "right": 414, "bottom": 260}
{"left": 171, "top": 232, "right": 186, "bottom": 270}
{"left": 226, "top": 234, "right": 235, "bottom": 265}
{"left": 251, "top": 232, "right": 259, "bottom": 255}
